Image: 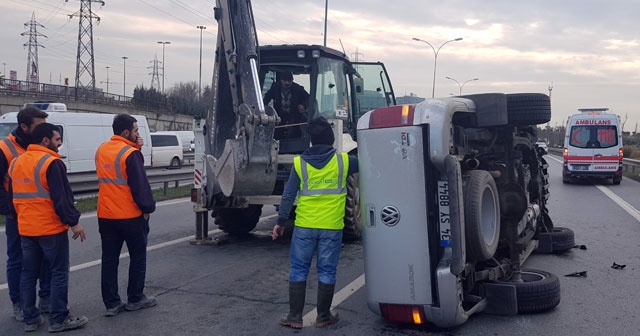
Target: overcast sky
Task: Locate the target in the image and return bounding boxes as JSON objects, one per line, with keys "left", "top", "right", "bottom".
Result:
{"left": 2, "top": 0, "right": 640, "bottom": 131}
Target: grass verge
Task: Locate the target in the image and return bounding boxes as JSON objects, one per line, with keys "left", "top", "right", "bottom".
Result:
{"left": 0, "top": 185, "right": 193, "bottom": 227}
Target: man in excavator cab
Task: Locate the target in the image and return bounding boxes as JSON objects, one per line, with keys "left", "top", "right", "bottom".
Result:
{"left": 263, "top": 71, "right": 309, "bottom": 139}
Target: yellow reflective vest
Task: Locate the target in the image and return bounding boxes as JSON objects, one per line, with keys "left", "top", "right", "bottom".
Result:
{"left": 293, "top": 152, "right": 348, "bottom": 230}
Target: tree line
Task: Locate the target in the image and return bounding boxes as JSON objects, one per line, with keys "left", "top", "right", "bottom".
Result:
{"left": 132, "top": 81, "right": 213, "bottom": 117}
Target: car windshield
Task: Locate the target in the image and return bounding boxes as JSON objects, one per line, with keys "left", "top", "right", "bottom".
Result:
{"left": 0, "top": 123, "right": 16, "bottom": 139}
{"left": 569, "top": 125, "right": 617, "bottom": 148}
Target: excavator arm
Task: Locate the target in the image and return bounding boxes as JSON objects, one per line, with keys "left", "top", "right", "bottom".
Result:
{"left": 205, "top": 0, "right": 279, "bottom": 203}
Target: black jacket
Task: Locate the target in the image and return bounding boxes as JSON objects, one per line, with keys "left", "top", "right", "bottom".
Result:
{"left": 263, "top": 82, "right": 309, "bottom": 125}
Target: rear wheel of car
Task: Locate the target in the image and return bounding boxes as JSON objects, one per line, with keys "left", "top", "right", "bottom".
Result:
{"left": 612, "top": 175, "right": 622, "bottom": 185}
{"left": 537, "top": 227, "right": 575, "bottom": 253}
{"left": 214, "top": 205, "right": 262, "bottom": 236}
{"left": 343, "top": 173, "right": 362, "bottom": 242}
{"left": 170, "top": 157, "right": 182, "bottom": 169}
{"left": 495, "top": 269, "right": 561, "bottom": 314}
{"left": 463, "top": 170, "right": 500, "bottom": 261}
{"left": 506, "top": 93, "right": 551, "bottom": 125}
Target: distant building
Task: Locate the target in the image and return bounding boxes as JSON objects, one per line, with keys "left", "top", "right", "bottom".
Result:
{"left": 396, "top": 93, "right": 425, "bottom": 105}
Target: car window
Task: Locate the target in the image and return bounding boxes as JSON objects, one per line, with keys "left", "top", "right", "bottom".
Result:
{"left": 569, "top": 125, "right": 617, "bottom": 148}
{"left": 151, "top": 134, "right": 179, "bottom": 147}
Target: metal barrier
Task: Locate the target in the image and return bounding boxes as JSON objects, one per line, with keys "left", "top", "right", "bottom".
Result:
{"left": 69, "top": 166, "right": 193, "bottom": 195}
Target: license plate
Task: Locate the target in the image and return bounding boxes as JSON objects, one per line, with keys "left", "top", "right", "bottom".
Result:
{"left": 571, "top": 164, "right": 590, "bottom": 171}
{"left": 437, "top": 181, "right": 452, "bottom": 247}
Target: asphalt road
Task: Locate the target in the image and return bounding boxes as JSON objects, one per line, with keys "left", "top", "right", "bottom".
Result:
{"left": 0, "top": 155, "right": 639, "bottom": 335}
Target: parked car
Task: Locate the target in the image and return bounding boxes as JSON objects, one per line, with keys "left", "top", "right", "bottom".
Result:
{"left": 150, "top": 133, "right": 183, "bottom": 168}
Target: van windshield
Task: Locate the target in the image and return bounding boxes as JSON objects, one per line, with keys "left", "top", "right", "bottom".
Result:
{"left": 569, "top": 125, "right": 618, "bottom": 148}
{"left": 0, "top": 123, "right": 17, "bottom": 139}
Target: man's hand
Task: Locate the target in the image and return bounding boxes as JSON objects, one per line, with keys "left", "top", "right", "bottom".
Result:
{"left": 143, "top": 213, "right": 150, "bottom": 221}
{"left": 70, "top": 224, "right": 86, "bottom": 242}
{"left": 297, "top": 104, "right": 306, "bottom": 113}
{"left": 272, "top": 224, "right": 285, "bottom": 240}
{"left": 136, "top": 136, "right": 144, "bottom": 149}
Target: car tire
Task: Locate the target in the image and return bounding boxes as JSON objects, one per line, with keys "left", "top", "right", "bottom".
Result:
{"left": 612, "top": 176, "right": 622, "bottom": 185}
{"left": 537, "top": 227, "right": 575, "bottom": 253}
{"left": 495, "top": 269, "right": 561, "bottom": 314}
{"left": 214, "top": 205, "right": 262, "bottom": 235}
{"left": 506, "top": 93, "right": 551, "bottom": 125}
{"left": 170, "top": 157, "right": 182, "bottom": 169}
{"left": 463, "top": 170, "right": 500, "bottom": 261}
{"left": 343, "top": 173, "right": 362, "bottom": 242}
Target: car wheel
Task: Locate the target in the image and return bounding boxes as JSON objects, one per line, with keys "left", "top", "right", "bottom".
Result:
{"left": 536, "top": 227, "right": 575, "bottom": 253}
{"left": 343, "top": 173, "right": 362, "bottom": 242}
{"left": 214, "top": 205, "right": 262, "bottom": 235}
{"left": 170, "top": 157, "right": 182, "bottom": 169}
{"left": 612, "top": 176, "right": 622, "bottom": 185}
{"left": 506, "top": 93, "right": 551, "bottom": 125}
{"left": 495, "top": 269, "right": 561, "bottom": 314}
{"left": 463, "top": 170, "right": 500, "bottom": 261}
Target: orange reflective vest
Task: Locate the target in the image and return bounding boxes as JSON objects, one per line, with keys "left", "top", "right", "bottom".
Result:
{"left": 9, "top": 145, "right": 67, "bottom": 236}
{"left": 0, "top": 133, "right": 27, "bottom": 192}
{"left": 95, "top": 135, "right": 142, "bottom": 219}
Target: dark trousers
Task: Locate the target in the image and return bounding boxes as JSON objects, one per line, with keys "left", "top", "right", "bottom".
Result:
{"left": 6, "top": 215, "right": 51, "bottom": 304}
{"left": 20, "top": 231, "right": 69, "bottom": 324}
{"left": 99, "top": 216, "right": 149, "bottom": 309}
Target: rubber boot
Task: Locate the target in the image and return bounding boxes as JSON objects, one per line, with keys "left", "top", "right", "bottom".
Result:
{"left": 280, "top": 281, "right": 306, "bottom": 329}
{"left": 315, "top": 282, "right": 339, "bottom": 327}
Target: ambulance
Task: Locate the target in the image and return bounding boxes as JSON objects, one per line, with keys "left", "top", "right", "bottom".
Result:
{"left": 562, "top": 108, "right": 623, "bottom": 185}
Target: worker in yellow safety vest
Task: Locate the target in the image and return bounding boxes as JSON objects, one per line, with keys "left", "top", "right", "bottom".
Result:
{"left": 272, "top": 116, "right": 359, "bottom": 329}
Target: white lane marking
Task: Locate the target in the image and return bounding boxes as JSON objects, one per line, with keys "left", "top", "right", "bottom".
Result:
{"left": 546, "top": 155, "right": 639, "bottom": 222}
{"left": 0, "top": 198, "right": 192, "bottom": 233}
{"left": 595, "top": 185, "right": 640, "bottom": 222}
{"left": 0, "top": 213, "right": 279, "bottom": 291}
{"left": 302, "top": 274, "right": 366, "bottom": 327}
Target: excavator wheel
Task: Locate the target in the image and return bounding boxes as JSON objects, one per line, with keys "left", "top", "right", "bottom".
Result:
{"left": 214, "top": 205, "right": 263, "bottom": 236}
{"left": 342, "top": 173, "right": 362, "bottom": 242}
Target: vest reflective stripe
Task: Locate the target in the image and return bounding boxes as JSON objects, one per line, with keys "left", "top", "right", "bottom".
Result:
{"left": 293, "top": 152, "right": 349, "bottom": 230}
{"left": 298, "top": 154, "right": 346, "bottom": 196}
{"left": 0, "top": 135, "right": 26, "bottom": 192}
{"left": 97, "top": 146, "right": 131, "bottom": 186}
{"left": 1, "top": 138, "right": 19, "bottom": 158}
{"left": 9, "top": 147, "right": 67, "bottom": 236}
{"left": 10, "top": 154, "right": 51, "bottom": 199}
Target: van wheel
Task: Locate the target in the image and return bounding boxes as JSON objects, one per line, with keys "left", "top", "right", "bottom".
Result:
{"left": 214, "top": 205, "right": 262, "bottom": 236}
{"left": 506, "top": 93, "right": 551, "bottom": 125}
{"left": 343, "top": 173, "right": 362, "bottom": 242}
{"left": 170, "top": 157, "right": 182, "bottom": 169}
{"left": 463, "top": 170, "right": 500, "bottom": 261}
{"left": 612, "top": 176, "right": 622, "bottom": 185}
{"left": 537, "top": 227, "right": 575, "bottom": 253}
{"left": 495, "top": 269, "right": 561, "bottom": 314}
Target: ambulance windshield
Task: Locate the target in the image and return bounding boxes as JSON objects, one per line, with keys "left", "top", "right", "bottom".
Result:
{"left": 569, "top": 125, "right": 618, "bottom": 148}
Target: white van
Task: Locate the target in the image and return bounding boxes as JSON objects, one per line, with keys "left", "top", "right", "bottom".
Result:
{"left": 0, "top": 107, "right": 152, "bottom": 173}
{"left": 563, "top": 108, "right": 623, "bottom": 184}
{"left": 153, "top": 131, "right": 194, "bottom": 153}
{"left": 150, "top": 133, "right": 183, "bottom": 168}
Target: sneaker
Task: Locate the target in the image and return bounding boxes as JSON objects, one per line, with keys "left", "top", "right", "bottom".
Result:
{"left": 104, "top": 302, "right": 126, "bottom": 317}
{"left": 38, "top": 298, "right": 51, "bottom": 314}
{"left": 11, "top": 302, "right": 24, "bottom": 322}
{"left": 48, "top": 315, "right": 89, "bottom": 333}
{"left": 24, "top": 315, "right": 44, "bottom": 332}
{"left": 125, "top": 296, "right": 157, "bottom": 311}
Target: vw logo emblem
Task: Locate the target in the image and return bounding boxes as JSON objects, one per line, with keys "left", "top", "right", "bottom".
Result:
{"left": 381, "top": 205, "right": 400, "bottom": 226}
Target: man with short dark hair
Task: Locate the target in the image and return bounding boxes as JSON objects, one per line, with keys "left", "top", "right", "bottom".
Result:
{"left": 95, "top": 114, "right": 156, "bottom": 317}
{"left": 263, "top": 71, "right": 310, "bottom": 139}
{"left": 272, "top": 117, "right": 359, "bottom": 329}
{"left": 9, "top": 122, "right": 88, "bottom": 333}
{"left": 0, "top": 106, "right": 50, "bottom": 321}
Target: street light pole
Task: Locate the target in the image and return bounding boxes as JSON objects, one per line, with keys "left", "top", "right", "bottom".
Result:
{"left": 105, "top": 66, "right": 110, "bottom": 93}
{"left": 121, "top": 56, "right": 128, "bottom": 96}
{"left": 2, "top": 63, "right": 5, "bottom": 77}
{"left": 157, "top": 41, "right": 171, "bottom": 93}
{"left": 445, "top": 76, "right": 479, "bottom": 95}
{"left": 196, "top": 26, "right": 207, "bottom": 99}
{"left": 412, "top": 37, "right": 463, "bottom": 98}
{"left": 323, "top": 0, "right": 328, "bottom": 47}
